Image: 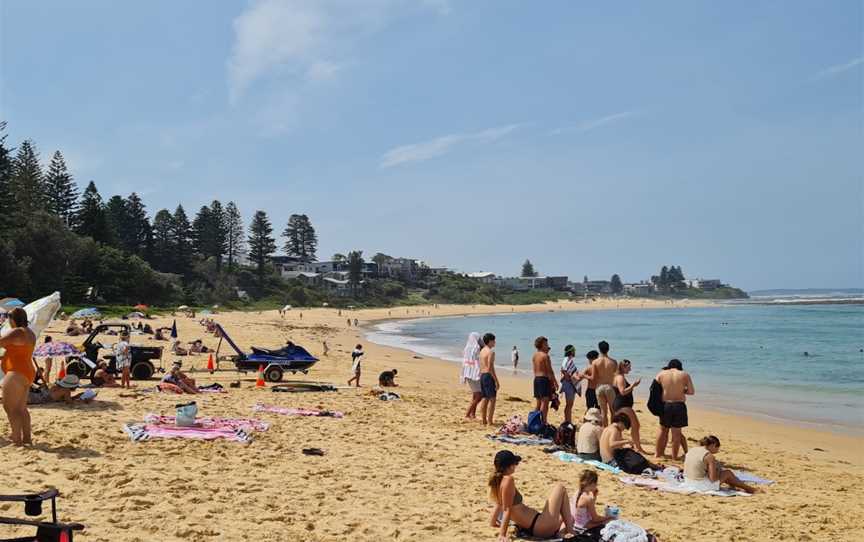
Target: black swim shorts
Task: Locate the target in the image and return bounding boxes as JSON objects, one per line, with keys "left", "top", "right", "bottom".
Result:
{"left": 533, "top": 376, "right": 552, "bottom": 399}
{"left": 661, "top": 401, "right": 688, "bottom": 428}
{"left": 480, "top": 372, "right": 497, "bottom": 399}
{"left": 585, "top": 387, "right": 599, "bottom": 409}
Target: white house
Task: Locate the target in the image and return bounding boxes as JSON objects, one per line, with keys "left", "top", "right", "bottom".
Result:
{"left": 466, "top": 272, "right": 498, "bottom": 284}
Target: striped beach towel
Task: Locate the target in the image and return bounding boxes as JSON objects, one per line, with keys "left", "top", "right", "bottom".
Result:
{"left": 123, "top": 422, "right": 254, "bottom": 443}
{"left": 143, "top": 414, "right": 270, "bottom": 432}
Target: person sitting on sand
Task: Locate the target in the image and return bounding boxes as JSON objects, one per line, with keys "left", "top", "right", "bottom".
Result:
{"left": 65, "top": 322, "right": 84, "bottom": 336}
{"left": 684, "top": 435, "right": 758, "bottom": 494}
{"left": 161, "top": 362, "right": 198, "bottom": 394}
{"left": 601, "top": 413, "right": 664, "bottom": 474}
{"left": 576, "top": 408, "right": 604, "bottom": 461}
{"left": 28, "top": 374, "right": 96, "bottom": 405}
{"left": 142, "top": 323, "right": 154, "bottom": 334}
{"left": 92, "top": 360, "right": 119, "bottom": 387}
{"left": 378, "top": 369, "right": 398, "bottom": 387}
{"left": 489, "top": 450, "right": 578, "bottom": 541}
{"left": 573, "top": 470, "right": 615, "bottom": 534}
{"left": 613, "top": 359, "right": 647, "bottom": 454}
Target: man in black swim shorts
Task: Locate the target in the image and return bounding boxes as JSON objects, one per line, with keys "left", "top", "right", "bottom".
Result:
{"left": 584, "top": 350, "right": 600, "bottom": 409}
{"left": 661, "top": 401, "right": 688, "bottom": 429}
{"left": 531, "top": 336, "right": 557, "bottom": 425}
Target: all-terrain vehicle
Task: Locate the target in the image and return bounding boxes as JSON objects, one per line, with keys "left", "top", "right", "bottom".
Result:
{"left": 65, "top": 323, "right": 163, "bottom": 380}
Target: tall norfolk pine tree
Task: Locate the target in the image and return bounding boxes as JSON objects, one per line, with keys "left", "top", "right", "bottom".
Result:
{"left": 9, "top": 139, "right": 45, "bottom": 219}
{"left": 44, "top": 150, "right": 79, "bottom": 227}
{"left": 224, "top": 201, "right": 244, "bottom": 269}
{"left": 282, "top": 214, "right": 317, "bottom": 262}
{"left": 75, "top": 181, "right": 112, "bottom": 244}
{"left": 248, "top": 210, "right": 276, "bottom": 280}
{"left": 0, "top": 122, "right": 13, "bottom": 234}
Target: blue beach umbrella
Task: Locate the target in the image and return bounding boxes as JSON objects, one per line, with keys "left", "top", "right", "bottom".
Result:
{"left": 171, "top": 319, "right": 178, "bottom": 339}
{"left": 0, "top": 298, "right": 24, "bottom": 310}
{"left": 71, "top": 307, "right": 101, "bottom": 318}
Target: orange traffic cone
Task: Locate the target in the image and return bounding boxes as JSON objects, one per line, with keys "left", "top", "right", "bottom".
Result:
{"left": 207, "top": 353, "right": 215, "bottom": 374}
{"left": 255, "top": 364, "right": 266, "bottom": 388}
{"left": 57, "top": 363, "right": 66, "bottom": 380}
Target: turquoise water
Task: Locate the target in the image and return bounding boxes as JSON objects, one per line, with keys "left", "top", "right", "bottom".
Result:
{"left": 367, "top": 305, "right": 864, "bottom": 430}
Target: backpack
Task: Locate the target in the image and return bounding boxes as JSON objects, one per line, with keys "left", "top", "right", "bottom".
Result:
{"left": 526, "top": 410, "right": 543, "bottom": 434}
{"left": 554, "top": 422, "right": 576, "bottom": 448}
{"left": 540, "top": 424, "right": 558, "bottom": 440}
{"left": 614, "top": 448, "right": 651, "bottom": 474}
{"left": 647, "top": 379, "right": 664, "bottom": 417}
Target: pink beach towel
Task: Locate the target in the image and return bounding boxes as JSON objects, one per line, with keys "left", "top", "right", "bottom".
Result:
{"left": 252, "top": 403, "right": 344, "bottom": 418}
{"left": 143, "top": 414, "right": 270, "bottom": 431}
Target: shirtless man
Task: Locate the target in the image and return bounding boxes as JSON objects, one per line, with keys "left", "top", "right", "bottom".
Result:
{"left": 531, "top": 336, "right": 557, "bottom": 425}
{"left": 601, "top": 413, "right": 664, "bottom": 471}
{"left": 582, "top": 350, "right": 600, "bottom": 411}
{"left": 583, "top": 341, "right": 617, "bottom": 426}
{"left": 655, "top": 359, "right": 694, "bottom": 460}
{"left": 478, "top": 333, "right": 499, "bottom": 426}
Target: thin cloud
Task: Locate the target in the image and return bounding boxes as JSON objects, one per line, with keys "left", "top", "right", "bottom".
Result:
{"left": 381, "top": 124, "right": 519, "bottom": 168}
{"left": 550, "top": 111, "right": 637, "bottom": 135}
{"left": 813, "top": 57, "right": 864, "bottom": 80}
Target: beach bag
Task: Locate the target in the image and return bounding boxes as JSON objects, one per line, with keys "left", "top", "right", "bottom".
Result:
{"left": 175, "top": 401, "right": 198, "bottom": 427}
{"left": 526, "top": 410, "right": 543, "bottom": 434}
{"left": 647, "top": 379, "right": 664, "bottom": 417}
{"left": 554, "top": 422, "right": 576, "bottom": 448}
{"left": 541, "top": 424, "right": 558, "bottom": 440}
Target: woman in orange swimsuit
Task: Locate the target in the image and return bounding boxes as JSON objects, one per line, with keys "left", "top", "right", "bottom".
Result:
{"left": 1, "top": 307, "right": 37, "bottom": 446}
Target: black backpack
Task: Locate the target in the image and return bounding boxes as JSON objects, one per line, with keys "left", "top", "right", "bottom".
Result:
{"left": 554, "top": 422, "right": 576, "bottom": 448}
{"left": 647, "top": 379, "right": 664, "bottom": 417}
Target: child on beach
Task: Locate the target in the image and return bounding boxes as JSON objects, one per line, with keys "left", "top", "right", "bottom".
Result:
{"left": 559, "top": 344, "right": 580, "bottom": 424}
{"left": 114, "top": 331, "right": 132, "bottom": 389}
{"left": 348, "top": 344, "right": 364, "bottom": 387}
{"left": 573, "top": 470, "right": 615, "bottom": 533}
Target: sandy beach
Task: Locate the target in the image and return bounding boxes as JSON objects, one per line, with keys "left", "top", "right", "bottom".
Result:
{"left": 3, "top": 299, "right": 863, "bottom": 541}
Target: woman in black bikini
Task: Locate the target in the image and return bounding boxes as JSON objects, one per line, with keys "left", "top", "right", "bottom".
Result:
{"left": 489, "top": 450, "right": 578, "bottom": 541}
{"left": 613, "top": 359, "right": 646, "bottom": 454}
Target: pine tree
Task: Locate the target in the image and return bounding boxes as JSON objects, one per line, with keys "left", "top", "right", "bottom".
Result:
{"left": 151, "top": 209, "right": 175, "bottom": 272}
{"left": 282, "top": 214, "right": 317, "bottom": 262}
{"left": 125, "top": 193, "right": 151, "bottom": 257}
{"left": 0, "top": 122, "right": 15, "bottom": 234}
{"left": 610, "top": 274, "right": 623, "bottom": 294}
{"left": 43, "top": 150, "right": 79, "bottom": 227}
{"left": 247, "top": 210, "right": 276, "bottom": 280}
{"left": 171, "top": 205, "right": 193, "bottom": 274}
{"left": 192, "top": 206, "right": 213, "bottom": 258}
{"left": 105, "top": 195, "right": 131, "bottom": 250}
{"left": 75, "top": 181, "right": 112, "bottom": 244}
{"left": 348, "top": 250, "right": 364, "bottom": 291}
{"left": 209, "top": 200, "right": 228, "bottom": 270}
{"left": 521, "top": 259, "right": 537, "bottom": 278}
{"left": 224, "top": 201, "right": 244, "bottom": 270}
{"left": 9, "top": 139, "right": 45, "bottom": 219}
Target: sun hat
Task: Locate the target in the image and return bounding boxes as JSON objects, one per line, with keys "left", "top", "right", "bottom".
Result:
{"left": 494, "top": 450, "right": 522, "bottom": 470}
{"left": 57, "top": 374, "right": 80, "bottom": 389}
{"left": 583, "top": 408, "right": 602, "bottom": 424}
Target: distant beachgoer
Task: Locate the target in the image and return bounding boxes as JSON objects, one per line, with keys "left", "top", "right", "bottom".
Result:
{"left": 489, "top": 450, "right": 578, "bottom": 540}
{"left": 172, "top": 340, "right": 189, "bottom": 356}
{"left": 478, "top": 333, "right": 499, "bottom": 426}
{"left": 559, "top": 344, "right": 580, "bottom": 424}
{"left": 684, "top": 435, "right": 758, "bottom": 493}
{"left": 348, "top": 345, "right": 364, "bottom": 387}
{"left": 654, "top": 359, "right": 694, "bottom": 460}
{"left": 0, "top": 308, "right": 37, "bottom": 446}
{"left": 322, "top": 341, "right": 329, "bottom": 357}
{"left": 601, "top": 413, "right": 663, "bottom": 473}
{"left": 114, "top": 331, "right": 132, "bottom": 389}
{"left": 461, "top": 332, "right": 484, "bottom": 419}
{"left": 613, "top": 359, "right": 646, "bottom": 453}
{"left": 576, "top": 408, "right": 603, "bottom": 461}
{"left": 583, "top": 341, "right": 618, "bottom": 426}
{"left": 347, "top": 318, "right": 351, "bottom": 327}
{"left": 532, "top": 336, "right": 556, "bottom": 425}
{"left": 42, "top": 336, "right": 54, "bottom": 383}
{"left": 511, "top": 346, "right": 519, "bottom": 371}
{"left": 92, "top": 360, "right": 119, "bottom": 387}
{"left": 299, "top": 312, "right": 303, "bottom": 320}
{"left": 573, "top": 470, "right": 615, "bottom": 534}
{"left": 353, "top": 318, "right": 359, "bottom": 327}
{"left": 378, "top": 369, "right": 398, "bottom": 387}
{"left": 583, "top": 350, "right": 600, "bottom": 411}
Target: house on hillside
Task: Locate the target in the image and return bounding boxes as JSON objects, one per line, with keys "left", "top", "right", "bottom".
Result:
{"left": 380, "top": 258, "right": 419, "bottom": 281}
{"left": 624, "top": 282, "right": 653, "bottom": 296}
{"left": 466, "top": 272, "right": 498, "bottom": 285}
{"left": 687, "top": 279, "right": 722, "bottom": 290}
{"left": 281, "top": 271, "right": 322, "bottom": 287}
{"left": 322, "top": 277, "right": 358, "bottom": 297}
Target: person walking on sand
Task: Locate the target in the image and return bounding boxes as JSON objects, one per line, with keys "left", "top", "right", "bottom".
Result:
{"left": 613, "top": 359, "right": 646, "bottom": 453}
{"left": 353, "top": 318, "right": 359, "bottom": 327}
{"left": 114, "top": 330, "right": 133, "bottom": 389}
{"left": 0, "top": 308, "right": 37, "bottom": 446}
{"left": 654, "top": 359, "right": 694, "bottom": 460}
{"left": 511, "top": 346, "right": 519, "bottom": 372}
{"left": 347, "top": 344, "right": 364, "bottom": 387}
{"left": 583, "top": 350, "right": 600, "bottom": 411}
{"left": 460, "top": 332, "right": 484, "bottom": 419}
{"left": 478, "top": 333, "right": 499, "bottom": 426}
{"left": 532, "top": 336, "right": 557, "bottom": 425}
{"left": 347, "top": 318, "right": 351, "bottom": 327}
{"left": 583, "top": 341, "right": 617, "bottom": 426}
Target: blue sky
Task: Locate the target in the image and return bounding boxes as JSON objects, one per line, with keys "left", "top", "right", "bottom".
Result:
{"left": 1, "top": 0, "right": 861, "bottom": 290}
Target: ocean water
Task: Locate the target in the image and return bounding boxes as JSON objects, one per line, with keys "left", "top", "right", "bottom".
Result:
{"left": 366, "top": 304, "right": 864, "bottom": 431}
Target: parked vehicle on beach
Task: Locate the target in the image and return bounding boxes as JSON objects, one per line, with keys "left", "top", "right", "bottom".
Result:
{"left": 213, "top": 323, "right": 318, "bottom": 382}
{"left": 65, "top": 323, "right": 163, "bottom": 380}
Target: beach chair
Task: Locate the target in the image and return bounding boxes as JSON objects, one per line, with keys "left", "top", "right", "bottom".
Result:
{"left": 0, "top": 489, "right": 84, "bottom": 542}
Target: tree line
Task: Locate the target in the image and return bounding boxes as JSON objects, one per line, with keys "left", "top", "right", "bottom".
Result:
{"left": 0, "top": 123, "right": 321, "bottom": 303}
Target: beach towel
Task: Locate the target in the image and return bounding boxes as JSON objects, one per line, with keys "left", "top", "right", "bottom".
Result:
{"left": 123, "top": 422, "right": 255, "bottom": 443}
{"left": 198, "top": 383, "right": 227, "bottom": 393}
{"left": 732, "top": 470, "right": 774, "bottom": 485}
{"left": 143, "top": 414, "right": 270, "bottom": 432}
{"left": 487, "top": 434, "right": 554, "bottom": 446}
{"left": 497, "top": 415, "right": 526, "bottom": 436}
{"left": 252, "top": 403, "right": 344, "bottom": 418}
{"left": 460, "top": 332, "right": 482, "bottom": 384}
{"left": 552, "top": 451, "right": 622, "bottom": 474}
{"left": 617, "top": 475, "right": 751, "bottom": 497}
{"left": 600, "top": 519, "right": 650, "bottom": 542}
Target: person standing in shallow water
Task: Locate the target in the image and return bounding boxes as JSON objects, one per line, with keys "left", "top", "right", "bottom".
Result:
{"left": 478, "top": 333, "right": 499, "bottom": 426}
{"left": 0, "top": 308, "right": 37, "bottom": 446}
{"left": 511, "top": 346, "right": 519, "bottom": 372}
